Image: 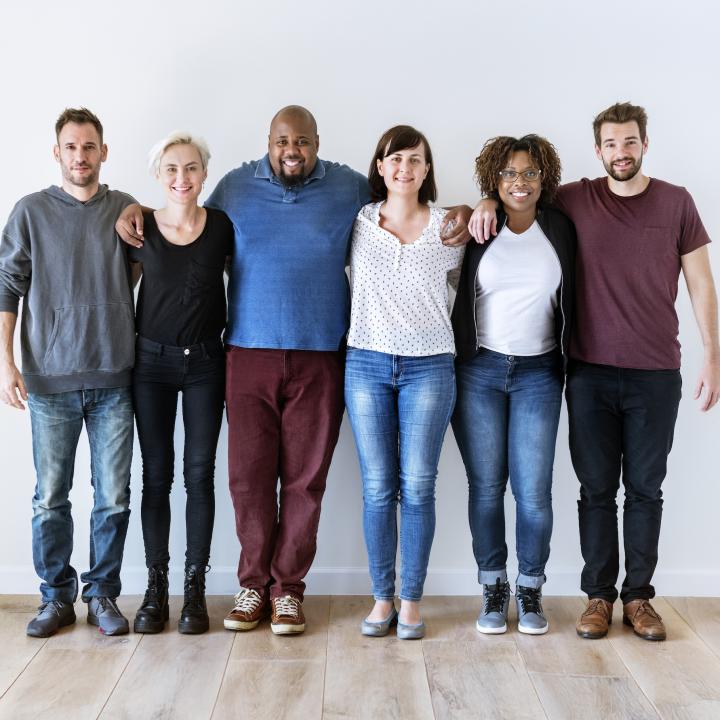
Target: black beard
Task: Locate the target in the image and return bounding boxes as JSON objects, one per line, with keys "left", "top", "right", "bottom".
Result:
{"left": 278, "top": 168, "right": 306, "bottom": 189}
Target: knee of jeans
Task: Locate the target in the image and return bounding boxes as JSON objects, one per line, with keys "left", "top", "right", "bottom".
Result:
{"left": 512, "top": 482, "right": 552, "bottom": 511}
{"left": 624, "top": 486, "right": 663, "bottom": 505}
{"left": 94, "top": 481, "right": 130, "bottom": 512}
{"left": 363, "top": 477, "right": 397, "bottom": 507}
{"left": 468, "top": 474, "right": 507, "bottom": 502}
{"left": 32, "top": 484, "right": 71, "bottom": 515}
{"left": 399, "top": 474, "right": 436, "bottom": 507}
{"left": 183, "top": 462, "right": 216, "bottom": 493}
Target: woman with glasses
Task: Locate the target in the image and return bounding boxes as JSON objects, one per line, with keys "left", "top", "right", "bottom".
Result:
{"left": 345, "top": 125, "right": 464, "bottom": 639}
{"left": 128, "top": 132, "right": 233, "bottom": 634}
{"left": 451, "top": 135, "right": 576, "bottom": 635}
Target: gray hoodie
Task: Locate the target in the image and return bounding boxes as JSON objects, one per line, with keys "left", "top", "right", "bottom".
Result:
{"left": 0, "top": 184, "right": 136, "bottom": 393}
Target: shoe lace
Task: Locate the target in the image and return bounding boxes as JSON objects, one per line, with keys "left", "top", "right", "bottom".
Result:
{"left": 582, "top": 599, "right": 610, "bottom": 620}
{"left": 483, "top": 580, "right": 509, "bottom": 614}
{"left": 96, "top": 597, "right": 122, "bottom": 616}
{"left": 143, "top": 566, "right": 167, "bottom": 603}
{"left": 273, "top": 595, "right": 300, "bottom": 618}
{"left": 184, "top": 566, "right": 208, "bottom": 609}
{"left": 516, "top": 587, "right": 542, "bottom": 615}
{"left": 635, "top": 601, "right": 662, "bottom": 622}
{"left": 233, "top": 588, "right": 263, "bottom": 613}
{"left": 38, "top": 600, "right": 64, "bottom": 615}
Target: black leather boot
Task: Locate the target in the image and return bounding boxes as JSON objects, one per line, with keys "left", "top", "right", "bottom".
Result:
{"left": 178, "top": 564, "right": 209, "bottom": 634}
{"left": 133, "top": 565, "right": 169, "bottom": 633}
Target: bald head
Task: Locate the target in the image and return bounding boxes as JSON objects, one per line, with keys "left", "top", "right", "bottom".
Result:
{"left": 268, "top": 105, "right": 320, "bottom": 187}
{"left": 270, "top": 105, "right": 318, "bottom": 136}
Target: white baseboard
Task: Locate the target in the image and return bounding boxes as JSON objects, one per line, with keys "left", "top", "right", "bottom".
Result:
{"left": 2, "top": 565, "right": 720, "bottom": 597}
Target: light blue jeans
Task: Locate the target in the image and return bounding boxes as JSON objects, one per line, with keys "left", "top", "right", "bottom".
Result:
{"left": 28, "top": 387, "right": 134, "bottom": 602}
{"left": 345, "top": 348, "right": 456, "bottom": 602}
{"left": 452, "top": 349, "right": 562, "bottom": 589}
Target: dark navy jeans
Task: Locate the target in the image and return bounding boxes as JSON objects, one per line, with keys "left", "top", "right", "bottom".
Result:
{"left": 453, "top": 348, "right": 563, "bottom": 589}
{"left": 28, "top": 387, "right": 134, "bottom": 603}
{"left": 133, "top": 336, "right": 225, "bottom": 569}
{"left": 345, "top": 348, "right": 456, "bottom": 602}
{"left": 566, "top": 361, "right": 681, "bottom": 603}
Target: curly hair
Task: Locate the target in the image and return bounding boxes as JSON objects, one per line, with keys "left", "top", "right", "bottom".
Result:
{"left": 474, "top": 134, "right": 562, "bottom": 205}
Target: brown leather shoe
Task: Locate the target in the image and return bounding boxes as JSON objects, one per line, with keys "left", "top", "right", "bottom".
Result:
{"left": 271, "top": 595, "right": 306, "bottom": 635}
{"left": 576, "top": 598, "right": 613, "bottom": 639}
{"left": 623, "top": 599, "right": 666, "bottom": 641}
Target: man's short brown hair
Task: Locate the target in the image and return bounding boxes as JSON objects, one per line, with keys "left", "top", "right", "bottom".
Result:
{"left": 593, "top": 102, "right": 647, "bottom": 146}
{"left": 55, "top": 107, "right": 104, "bottom": 143}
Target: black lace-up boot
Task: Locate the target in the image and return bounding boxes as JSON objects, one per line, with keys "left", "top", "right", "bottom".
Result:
{"left": 134, "top": 565, "right": 169, "bottom": 634}
{"left": 178, "top": 564, "right": 209, "bottom": 634}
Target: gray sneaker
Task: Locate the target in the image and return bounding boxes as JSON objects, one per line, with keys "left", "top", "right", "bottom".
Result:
{"left": 476, "top": 579, "right": 510, "bottom": 634}
{"left": 516, "top": 586, "right": 548, "bottom": 635}
{"left": 87, "top": 596, "right": 129, "bottom": 636}
{"left": 26, "top": 599, "right": 76, "bottom": 638}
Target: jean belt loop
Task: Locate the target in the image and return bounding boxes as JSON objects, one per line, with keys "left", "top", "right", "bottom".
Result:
{"left": 201, "top": 342, "right": 209, "bottom": 360}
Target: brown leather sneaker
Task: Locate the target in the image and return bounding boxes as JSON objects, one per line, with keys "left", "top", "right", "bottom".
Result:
{"left": 576, "top": 598, "right": 613, "bottom": 639}
{"left": 271, "top": 595, "right": 306, "bottom": 635}
{"left": 223, "top": 588, "right": 269, "bottom": 631}
{"left": 623, "top": 599, "right": 666, "bottom": 641}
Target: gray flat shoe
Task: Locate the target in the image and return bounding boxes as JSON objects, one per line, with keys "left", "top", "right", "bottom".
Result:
{"left": 360, "top": 606, "right": 398, "bottom": 637}
{"left": 397, "top": 619, "right": 426, "bottom": 640}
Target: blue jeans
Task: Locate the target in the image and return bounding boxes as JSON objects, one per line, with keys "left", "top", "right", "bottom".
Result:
{"left": 28, "top": 387, "right": 134, "bottom": 603}
{"left": 452, "top": 349, "right": 562, "bottom": 589}
{"left": 345, "top": 348, "right": 456, "bottom": 602}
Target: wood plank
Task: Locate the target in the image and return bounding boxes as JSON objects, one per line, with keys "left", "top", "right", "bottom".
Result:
{"left": 211, "top": 596, "right": 329, "bottom": 720}
{"left": 515, "top": 597, "right": 629, "bottom": 676}
{"left": 0, "top": 598, "right": 140, "bottom": 720}
{"left": 100, "top": 596, "right": 234, "bottom": 720}
{"left": 609, "top": 598, "right": 720, "bottom": 719}
{"left": 0, "top": 597, "right": 49, "bottom": 698}
{"left": 529, "top": 673, "right": 659, "bottom": 720}
{"left": 322, "top": 596, "right": 434, "bottom": 720}
{"left": 667, "top": 597, "right": 720, "bottom": 660}
{"left": 423, "top": 638, "right": 546, "bottom": 720}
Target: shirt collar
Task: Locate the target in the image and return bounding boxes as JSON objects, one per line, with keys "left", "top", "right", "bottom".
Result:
{"left": 254, "top": 153, "right": 326, "bottom": 184}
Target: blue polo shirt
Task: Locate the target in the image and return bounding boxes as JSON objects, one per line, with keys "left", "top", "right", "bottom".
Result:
{"left": 206, "top": 155, "right": 370, "bottom": 351}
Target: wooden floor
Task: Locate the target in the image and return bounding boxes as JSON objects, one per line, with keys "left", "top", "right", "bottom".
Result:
{"left": 1, "top": 595, "right": 719, "bottom": 719}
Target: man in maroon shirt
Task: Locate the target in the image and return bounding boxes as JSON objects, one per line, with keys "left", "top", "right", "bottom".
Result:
{"left": 470, "top": 102, "right": 719, "bottom": 641}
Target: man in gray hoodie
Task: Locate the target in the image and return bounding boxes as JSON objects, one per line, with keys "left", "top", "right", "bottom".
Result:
{"left": 0, "top": 108, "right": 137, "bottom": 637}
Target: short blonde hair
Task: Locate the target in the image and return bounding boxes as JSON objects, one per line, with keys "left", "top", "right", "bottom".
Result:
{"left": 148, "top": 131, "right": 211, "bottom": 175}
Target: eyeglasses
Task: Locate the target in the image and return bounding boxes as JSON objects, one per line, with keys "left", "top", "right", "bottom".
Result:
{"left": 498, "top": 169, "right": 542, "bottom": 182}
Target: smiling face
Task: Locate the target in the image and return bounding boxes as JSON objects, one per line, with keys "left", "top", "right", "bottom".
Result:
{"left": 376, "top": 143, "right": 430, "bottom": 199}
{"left": 595, "top": 120, "right": 647, "bottom": 182}
{"left": 53, "top": 121, "right": 107, "bottom": 191}
{"left": 268, "top": 111, "right": 319, "bottom": 188}
{"left": 157, "top": 143, "right": 207, "bottom": 205}
{"left": 497, "top": 150, "right": 542, "bottom": 214}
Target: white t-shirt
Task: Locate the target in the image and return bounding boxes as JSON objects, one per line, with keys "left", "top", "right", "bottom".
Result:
{"left": 347, "top": 202, "right": 464, "bottom": 356}
{"left": 475, "top": 220, "right": 561, "bottom": 356}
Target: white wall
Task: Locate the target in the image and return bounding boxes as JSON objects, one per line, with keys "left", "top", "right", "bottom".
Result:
{"left": 1, "top": 0, "right": 718, "bottom": 597}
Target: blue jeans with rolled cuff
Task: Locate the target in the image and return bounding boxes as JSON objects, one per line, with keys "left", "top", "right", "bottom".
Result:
{"left": 452, "top": 348, "right": 563, "bottom": 589}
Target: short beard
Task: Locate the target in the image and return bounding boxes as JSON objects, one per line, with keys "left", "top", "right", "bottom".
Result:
{"left": 278, "top": 168, "right": 306, "bottom": 189}
{"left": 604, "top": 156, "right": 642, "bottom": 183}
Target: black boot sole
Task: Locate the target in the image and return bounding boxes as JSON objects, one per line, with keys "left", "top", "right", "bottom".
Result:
{"left": 134, "top": 605, "right": 169, "bottom": 634}
{"left": 178, "top": 618, "right": 209, "bottom": 634}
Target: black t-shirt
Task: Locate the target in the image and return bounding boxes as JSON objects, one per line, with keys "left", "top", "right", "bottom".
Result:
{"left": 128, "top": 208, "right": 234, "bottom": 345}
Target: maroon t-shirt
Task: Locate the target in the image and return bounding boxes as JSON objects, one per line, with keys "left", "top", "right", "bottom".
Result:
{"left": 555, "top": 177, "right": 711, "bottom": 369}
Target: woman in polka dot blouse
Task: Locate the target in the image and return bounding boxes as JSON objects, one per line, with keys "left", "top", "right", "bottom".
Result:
{"left": 345, "top": 125, "right": 464, "bottom": 640}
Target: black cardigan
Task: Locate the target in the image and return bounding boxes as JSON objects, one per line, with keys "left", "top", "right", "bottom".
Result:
{"left": 452, "top": 205, "right": 576, "bottom": 368}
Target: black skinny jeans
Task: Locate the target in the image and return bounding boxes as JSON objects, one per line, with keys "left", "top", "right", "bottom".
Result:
{"left": 566, "top": 361, "right": 682, "bottom": 603}
{"left": 133, "top": 336, "right": 225, "bottom": 569}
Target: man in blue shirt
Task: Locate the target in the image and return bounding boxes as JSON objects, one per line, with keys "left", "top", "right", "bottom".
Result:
{"left": 119, "top": 106, "right": 470, "bottom": 634}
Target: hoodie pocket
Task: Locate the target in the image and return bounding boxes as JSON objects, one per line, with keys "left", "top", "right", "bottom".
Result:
{"left": 43, "top": 302, "right": 135, "bottom": 376}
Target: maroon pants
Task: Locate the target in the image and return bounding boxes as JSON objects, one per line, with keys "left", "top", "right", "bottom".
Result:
{"left": 225, "top": 346, "right": 345, "bottom": 600}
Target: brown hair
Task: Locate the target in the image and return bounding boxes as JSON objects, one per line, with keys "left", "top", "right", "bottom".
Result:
{"left": 55, "top": 107, "right": 104, "bottom": 143}
{"left": 592, "top": 102, "right": 647, "bottom": 146}
{"left": 368, "top": 125, "right": 437, "bottom": 204}
{"left": 474, "top": 134, "right": 562, "bottom": 204}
